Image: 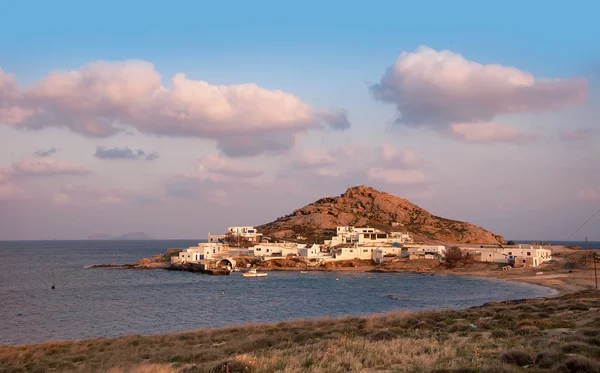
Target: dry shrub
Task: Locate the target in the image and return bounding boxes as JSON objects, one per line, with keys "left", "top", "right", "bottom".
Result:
{"left": 534, "top": 349, "right": 565, "bottom": 369}
{"left": 498, "top": 350, "right": 533, "bottom": 367}
{"left": 517, "top": 325, "right": 539, "bottom": 335}
{"left": 490, "top": 329, "right": 510, "bottom": 339}
{"left": 552, "top": 356, "right": 600, "bottom": 373}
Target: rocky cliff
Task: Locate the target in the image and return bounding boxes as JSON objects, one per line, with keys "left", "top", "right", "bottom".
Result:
{"left": 257, "top": 186, "right": 504, "bottom": 244}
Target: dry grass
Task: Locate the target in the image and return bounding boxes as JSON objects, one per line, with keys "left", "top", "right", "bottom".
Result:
{"left": 0, "top": 290, "right": 598, "bottom": 373}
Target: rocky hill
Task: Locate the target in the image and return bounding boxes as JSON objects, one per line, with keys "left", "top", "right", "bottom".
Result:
{"left": 257, "top": 186, "right": 504, "bottom": 244}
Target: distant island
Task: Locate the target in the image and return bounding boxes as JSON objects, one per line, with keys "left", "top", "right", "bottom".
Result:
{"left": 87, "top": 232, "right": 153, "bottom": 240}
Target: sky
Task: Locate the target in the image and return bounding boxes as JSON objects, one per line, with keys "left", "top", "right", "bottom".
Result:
{"left": 1, "top": 0, "right": 600, "bottom": 240}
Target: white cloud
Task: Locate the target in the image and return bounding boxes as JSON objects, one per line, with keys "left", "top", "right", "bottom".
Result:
{"left": 450, "top": 122, "right": 537, "bottom": 143}
{"left": 367, "top": 168, "right": 426, "bottom": 185}
{"left": 371, "top": 46, "right": 587, "bottom": 127}
{"left": 0, "top": 61, "right": 348, "bottom": 156}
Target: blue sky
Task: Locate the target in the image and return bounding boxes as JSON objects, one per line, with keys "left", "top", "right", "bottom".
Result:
{"left": 1, "top": 0, "right": 599, "bottom": 240}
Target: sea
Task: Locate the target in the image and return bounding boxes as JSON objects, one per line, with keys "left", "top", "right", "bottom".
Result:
{"left": 0, "top": 240, "right": 566, "bottom": 346}
{"left": 514, "top": 240, "right": 600, "bottom": 250}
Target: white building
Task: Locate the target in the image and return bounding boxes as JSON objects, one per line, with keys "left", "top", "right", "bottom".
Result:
{"left": 372, "top": 245, "right": 446, "bottom": 263}
{"left": 327, "top": 226, "right": 412, "bottom": 247}
{"left": 503, "top": 246, "right": 552, "bottom": 267}
{"left": 332, "top": 246, "right": 375, "bottom": 260}
{"left": 299, "top": 244, "right": 323, "bottom": 258}
{"left": 172, "top": 242, "right": 224, "bottom": 264}
{"left": 227, "top": 226, "right": 263, "bottom": 244}
{"left": 465, "top": 245, "right": 552, "bottom": 267}
{"left": 373, "top": 247, "right": 402, "bottom": 263}
{"left": 250, "top": 243, "right": 299, "bottom": 257}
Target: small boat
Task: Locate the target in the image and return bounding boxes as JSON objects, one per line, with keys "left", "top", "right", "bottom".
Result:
{"left": 300, "top": 271, "right": 308, "bottom": 274}
{"left": 242, "top": 268, "right": 267, "bottom": 278}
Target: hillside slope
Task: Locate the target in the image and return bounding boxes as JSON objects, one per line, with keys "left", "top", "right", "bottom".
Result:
{"left": 257, "top": 185, "right": 504, "bottom": 244}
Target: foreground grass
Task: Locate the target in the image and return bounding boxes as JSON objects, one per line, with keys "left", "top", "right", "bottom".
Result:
{"left": 1, "top": 291, "right": 599, "bottom": 373}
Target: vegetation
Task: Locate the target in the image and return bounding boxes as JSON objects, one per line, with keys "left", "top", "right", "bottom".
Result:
{"left": 445, "top": 246, "right": 465, "bottom": 266}
{"left": 1, "top": 290, "right": 598, "bottom": 373}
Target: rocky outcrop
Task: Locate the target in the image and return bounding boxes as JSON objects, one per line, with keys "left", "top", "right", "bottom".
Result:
{"left": 257, "top": 186, "right": 504, "bottom": 244}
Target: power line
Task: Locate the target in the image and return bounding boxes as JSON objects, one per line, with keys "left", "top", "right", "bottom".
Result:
{"left": 564, "top": 205, "right": 600, "bottom": 244}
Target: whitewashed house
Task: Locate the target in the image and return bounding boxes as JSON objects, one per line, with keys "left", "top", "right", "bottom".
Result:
{"left": 299, "top": 244, "right": 323, "bottom": 258}
{"left": 502, "top": 246, "right": 552, "bottom": 267}
{"left": 373, "top": 247, "right": 402, "bottom": 263}
{"left": 328, "top": 226, "right": 413, "bottom": 247}
{"left": 250, "top": 243, "right": 299, "bottom": 257}
{"left": 332, "top": 246, "right": 375, "bottom": 260}
{"left": 172, "top": 243, "right": 224, "bottom": 264}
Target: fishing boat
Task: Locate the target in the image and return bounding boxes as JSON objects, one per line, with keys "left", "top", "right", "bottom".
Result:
{"left": 242, "top": 268, "right": 268, "bottom": 278}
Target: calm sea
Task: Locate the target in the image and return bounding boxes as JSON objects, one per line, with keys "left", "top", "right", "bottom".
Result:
{"left": 0, "top": 240, "right": 556, "bottom": 346}
{"left": 514, "top": 240, "right": 600, "bottom": 250}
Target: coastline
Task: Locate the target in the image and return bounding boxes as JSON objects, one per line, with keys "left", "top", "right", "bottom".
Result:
{"left": 93, "top": 245, "right": 595, "bottom": 297}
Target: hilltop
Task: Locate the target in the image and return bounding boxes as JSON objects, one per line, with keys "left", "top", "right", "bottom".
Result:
{"left": 258, "top": 185, "right": 504, "bottom": 244}
{"left": 87, "top": 232, "right": 153, "bottom": 240}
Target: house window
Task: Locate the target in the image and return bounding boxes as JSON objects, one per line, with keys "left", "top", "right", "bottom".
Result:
{"left": 527, "top": 252, "right": 531, "bottom": 256}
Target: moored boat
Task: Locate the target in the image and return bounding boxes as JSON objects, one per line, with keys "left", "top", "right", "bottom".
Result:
{"left": 242, "top": 268, "right": 267, "bottom": 278}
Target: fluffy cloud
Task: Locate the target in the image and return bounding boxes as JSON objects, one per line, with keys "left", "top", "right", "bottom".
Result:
{"left": 372, "top": 46, "right": 587, "bottom": 127}
{"left": 318, "top": 109, "right": 351, "bottom": 131}
{"left": 450, "top": 122, "right": 538, "bottom": 143}
{"left": 94, "top": 146, "right": 159, "bottom": 161}
{"left": 371, "top": 46, "right": 586, "bottom": 144}
{"left": 0, "top": 61, "right": 348, "bottom": 156}
{"left": 8, "top": 158, "right": 90, "bottom": 177}
{"left": 366, "top": 168, "right": 426, "bottom": 185}
{"left": 575, "top": 187, "right": 600, "bottom": 202}
{"left": 33, "top": 147, "right": 60, "bottom": 157}
{"left": 560, "top": 128, "right": 596, "bottom": 141}
{"left": 186, "top": 154, "right": 264, "bottom": 184}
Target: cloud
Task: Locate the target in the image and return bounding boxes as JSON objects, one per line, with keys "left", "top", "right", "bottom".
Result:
{"left": 450, "top": 122, "right": 538, "bottom": 143}
{"left": 318, "top": 109, "right": 351, "bottom": 131}
{"left": 33, "top": 147, "right": 60, "bottom": 157}
{"left": 379, "top": 143, "right": 423, "bottom": 168}
{"left": 371, "top": 46, "right": 587, "bottom": 136}
{"left": 575, "top": 187, "right": 600, "bottom": 202}
{"left": 367, "top": 168, "right": 426, "bottom": 185}
{"left": 94, "top": 146, "right": 159, "bottom": 161}
{"left": 0, "top": 60, "right": 335, "bottom": 156}
{"left": 9, "top": 158, "right": 90, "bottom": 177}
{"left": 186, "top": 154, "right": 264, "bottom": 184}
{"left": 560, "top": 128, "right": 597, "bottom": 141}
